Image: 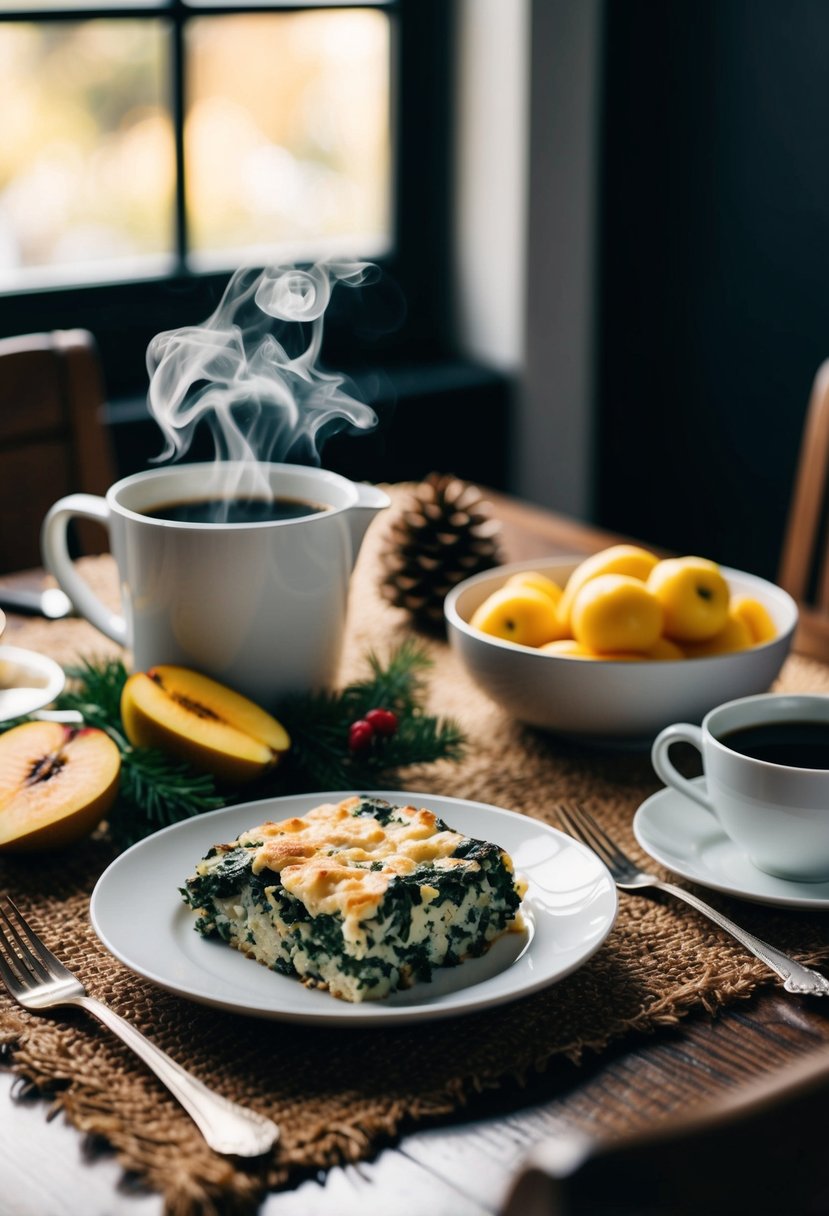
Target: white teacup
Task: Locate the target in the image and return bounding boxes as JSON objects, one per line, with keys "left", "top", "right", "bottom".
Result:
{"left": 41, "top": 462, "right": 389, "bottom": 708}
{"left": 652, "top": 693, "right": 829, "bottom": 882}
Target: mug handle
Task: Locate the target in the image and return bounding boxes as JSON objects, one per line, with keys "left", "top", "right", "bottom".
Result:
{"left": 651, "top": 723, "right": 718, "bottom": 816}
{"left": 41, "top": 494, "right": 128, "bottom": 647}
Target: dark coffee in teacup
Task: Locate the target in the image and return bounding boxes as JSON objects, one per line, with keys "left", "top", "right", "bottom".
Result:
{"left": 141, "top": 495, "right": 329, "bottom": 525}
{"left": 719, "top": 720, "right": 829, "bottom": 769}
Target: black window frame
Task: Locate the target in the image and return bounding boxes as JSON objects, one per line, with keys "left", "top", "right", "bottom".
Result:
{"left": 0, "top": 0, "right": 457, "bottom": 399}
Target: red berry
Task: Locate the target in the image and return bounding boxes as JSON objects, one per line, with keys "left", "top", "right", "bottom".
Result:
{"left": 365, "top": 708, "right": 399, "bottom": 737}
{"left": 348, "top": 719, "right": 374, "bottom": 753}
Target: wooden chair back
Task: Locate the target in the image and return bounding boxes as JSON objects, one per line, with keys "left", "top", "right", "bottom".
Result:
{"left": 777, "top": 359, "right": 829, "bottom": 659}
{"left": 0, "top": 329, "right": 115, "bottom": 574}
{"left": 501, "top": 1039, "right": 829, "bottom": 1215}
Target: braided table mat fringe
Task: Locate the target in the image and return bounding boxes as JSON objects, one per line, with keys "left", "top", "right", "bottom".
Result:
{"left": 3, "top": 489, "right": 829, "bottom": 1215}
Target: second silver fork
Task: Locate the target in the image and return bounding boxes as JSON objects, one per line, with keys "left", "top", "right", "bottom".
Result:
{"left": 559, "top": 803, "right": 829, "bottom": 997}
{"left": 0, "top": 896, "right": 279, "bottom": 1156}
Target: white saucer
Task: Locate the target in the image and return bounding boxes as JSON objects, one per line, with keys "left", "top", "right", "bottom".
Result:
{"left": 0, "top": 644, "right": 65, "bottom": 721}
{"left": 633, "top": 777, "right": 829, "bottom": 909}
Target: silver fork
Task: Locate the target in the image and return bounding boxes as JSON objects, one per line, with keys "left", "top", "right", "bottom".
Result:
{"left": 0, "top": 896, "right": 279, "bottom": 1156}
{"left": 558, "top": 804, "right": 829, "bottom": 997}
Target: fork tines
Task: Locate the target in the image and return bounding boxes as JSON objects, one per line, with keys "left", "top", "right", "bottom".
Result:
{"left": 0, "top": 896, "right": 54, "bottom": 987}
{"left": 558, "top": 802, "right": 607, "bottom": 849}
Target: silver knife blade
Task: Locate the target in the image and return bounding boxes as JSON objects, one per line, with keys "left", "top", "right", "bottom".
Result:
{"left": 0, "top": 587, "right": 73, "bottom": 619}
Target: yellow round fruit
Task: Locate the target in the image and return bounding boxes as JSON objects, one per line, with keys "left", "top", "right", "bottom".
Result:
{"left": 646, "top": 637, "right": 686, "bottom": 661}
{"left": 558, "top": 544, "right": 660, "bottom": 628}
{"left": 646, "top": 557, "right": 730, "bottom": 642}
{"left": 570, "top": 574, "right": 663, "bottom": 653}
{"left": 731, "top": 594, "right": 777, "bottom": 644}
{"left": 546, "top": 641, "right": 644, "bottom": 661}
{"left": 540, "top": 639, "right": 597, "bottom": 658}
{"left": 542, "top": 634, "right": 683, "bottom": 661}
{"left": 470, "top": 585, "right": 565, "bottom": 647}
{"left": 504, "top": 570, "right": 563, "bottom": 607}
{"left": 682, "top": 613, "right": 753, "bottom": 658}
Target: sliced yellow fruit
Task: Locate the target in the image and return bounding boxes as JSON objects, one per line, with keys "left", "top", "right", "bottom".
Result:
{"left": 0, "top": 721, "right": 120, "bottom": 852}
{"left": 121, "top": 665, "right": 290, "bottom": 784}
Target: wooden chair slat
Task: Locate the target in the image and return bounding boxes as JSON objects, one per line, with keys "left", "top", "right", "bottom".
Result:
{"left": 0, "top": 330, "right": 115, "bottom": 573}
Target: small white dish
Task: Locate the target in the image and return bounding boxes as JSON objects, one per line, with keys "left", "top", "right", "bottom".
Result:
{"left": 0, "top": 644, "right": 65, "bottom": 722}
{"left": 90, "top": 790, "right": 618, "bottom": 1027}
{"left": 634, "top": 778, "right": 829, "bottom": 908}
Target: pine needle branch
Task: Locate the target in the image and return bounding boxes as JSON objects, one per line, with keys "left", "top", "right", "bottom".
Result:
{"left": 277, "top": 640, "right": 466, "bottom": 790}
{"left": 340, "top": 637, "right": 433, "bottom": 716}
{"left": 113, "top": 750, "right": 225, "bottom": 849}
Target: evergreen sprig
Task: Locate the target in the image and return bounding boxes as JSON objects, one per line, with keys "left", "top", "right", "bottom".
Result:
{"left": 59, "top": 656, "right": 127, "bottom": 731}
{"left": 279, "top": 641, "right": 466, "bottom": 790}
{"left": 116, "top": 750, "right": 225, "bottom": 846}
{"left": 341, "top": 638, "right": 433, "bottom": 716}
{"left": 21, "top": 642, "right": 466, "bottom": 847}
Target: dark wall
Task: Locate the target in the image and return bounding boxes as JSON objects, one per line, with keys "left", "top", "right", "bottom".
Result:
{"left": 106, "top": 360, "right": 512, "bottom": 491}
{"left": 596, "top": 0, "right": 829, "bottom": 580}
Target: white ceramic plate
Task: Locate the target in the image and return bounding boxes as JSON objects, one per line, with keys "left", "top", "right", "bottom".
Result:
{"left": 634, "top": 778, "right": 829, "bottom": 909}
{"left": 90, "top": 791, "right": 618, "bottom": 1026}
{"left": 0, "top": 645, "right": 65, "bottom": 722}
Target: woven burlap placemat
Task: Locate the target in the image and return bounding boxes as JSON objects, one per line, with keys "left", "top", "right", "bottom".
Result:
{"left": 3, "top": 487, "right": 829, "bottom": 1215}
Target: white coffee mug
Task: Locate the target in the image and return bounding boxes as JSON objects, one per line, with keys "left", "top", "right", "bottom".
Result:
{"left": 41, "top": 462, "right": 389, "bottom": 708}
{"left": 651, "top": 693, "right": 829, "bottom": 882}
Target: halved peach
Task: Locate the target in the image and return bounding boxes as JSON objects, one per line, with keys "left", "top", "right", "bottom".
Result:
{"left": 0, "top": 721, "right": 120, "bottom": 852}
{"left": 120, "top": 665, "right": 290, "bottom": 784}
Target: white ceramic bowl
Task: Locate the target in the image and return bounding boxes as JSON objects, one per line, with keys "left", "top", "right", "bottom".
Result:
{"left": 0, "top": 644, "right": 66, "bottom": 722}
{"left": 444, "top": 557, "right": 798, "bottom": 744}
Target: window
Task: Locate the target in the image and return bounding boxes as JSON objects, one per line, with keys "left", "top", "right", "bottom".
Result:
{"left": 0, "top": 1, "right": 456, "bottom": 398}
{"left": 0, "top": 1, "right": 391, "bottom": 289}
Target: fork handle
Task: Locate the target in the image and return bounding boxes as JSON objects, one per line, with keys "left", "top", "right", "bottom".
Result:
{"left": 70, "top": 994, "right": 279, "bottom": 1156}
{"left": 654, "top": 880, "right": 829, "bottom": 996}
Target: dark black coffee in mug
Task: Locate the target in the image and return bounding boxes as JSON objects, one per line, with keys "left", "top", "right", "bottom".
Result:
{"left": 142, "top": 496, "right": 328, "bottom": 525}
{"left": 719, "top": 720, "right": 829, "bottom": 769}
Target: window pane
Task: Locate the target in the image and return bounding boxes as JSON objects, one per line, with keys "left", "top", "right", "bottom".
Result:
{"left": 185, "top": 9, "right": 391, "bottom": 269}
{"left": 0, "top": 2, "right": 161, "bottom": 9}
{"left": 189, "top": 1, "right": 391, "bottom": 7}
{"left": 0, "top": 19, "right": 174, "bottom": 290}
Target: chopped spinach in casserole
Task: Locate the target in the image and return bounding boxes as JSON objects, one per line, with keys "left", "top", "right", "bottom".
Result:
{"left": 180, "top": 795, "right": 525, "bottom": 1002}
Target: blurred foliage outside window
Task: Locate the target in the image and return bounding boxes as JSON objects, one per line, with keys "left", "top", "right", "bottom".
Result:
{"left": 0, "top": 6, "right": 391, "bottom": 291}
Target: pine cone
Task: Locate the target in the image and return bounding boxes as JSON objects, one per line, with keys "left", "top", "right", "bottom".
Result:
{"left": 380, "top": 473, "right": 503, "bottom": 632}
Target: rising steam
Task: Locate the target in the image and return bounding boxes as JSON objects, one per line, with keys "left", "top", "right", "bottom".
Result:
{"left": 146, "top": 262, "right": 379, "bottom": 475}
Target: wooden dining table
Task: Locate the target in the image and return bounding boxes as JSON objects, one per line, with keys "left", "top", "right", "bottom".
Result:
{"left": 1, "top": 486, "right": 828, "bottom": 1216}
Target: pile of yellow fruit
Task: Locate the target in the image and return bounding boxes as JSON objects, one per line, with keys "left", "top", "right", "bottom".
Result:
{"left": 469, "top": 545, "right": 777, "bottom": 660}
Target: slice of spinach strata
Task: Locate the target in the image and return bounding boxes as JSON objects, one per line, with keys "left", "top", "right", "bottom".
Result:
{"left": 180, "top": 795, "right": 525, "bottom": 1002}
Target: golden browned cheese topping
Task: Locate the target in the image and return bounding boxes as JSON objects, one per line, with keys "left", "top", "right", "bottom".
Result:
{"left": 244, "top": 797, "right": 468, "bottom": 939}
